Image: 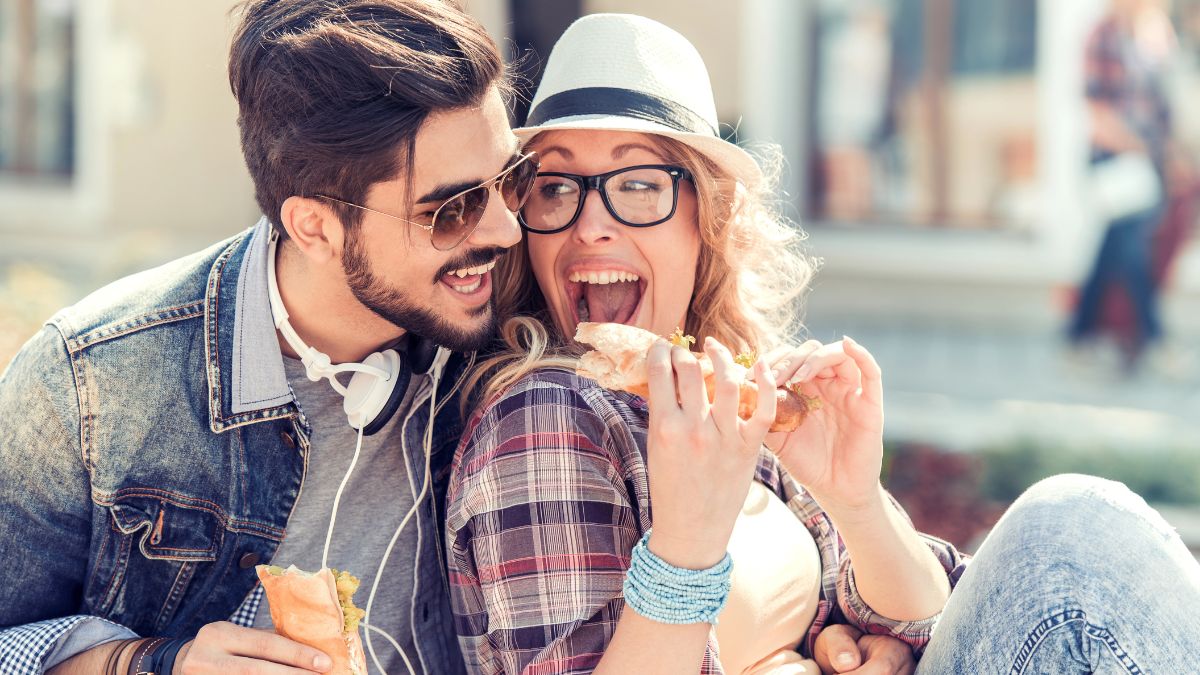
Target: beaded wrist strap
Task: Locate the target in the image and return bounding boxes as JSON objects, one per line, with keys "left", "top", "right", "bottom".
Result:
{"left": 622, "top": 531, "right": 732, "bottom": 625}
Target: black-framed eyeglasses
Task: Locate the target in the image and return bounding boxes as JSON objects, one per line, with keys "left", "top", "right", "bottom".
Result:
{"left": 519, "top": 164, "right": 693, "bottom": 235}
{"left": 315, "top": 151, "right": 540, "bottom": 251}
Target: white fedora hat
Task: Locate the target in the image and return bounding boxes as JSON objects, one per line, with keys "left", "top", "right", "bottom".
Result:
{"left": 515, "top": 13, "right": 762, "bottom": 185}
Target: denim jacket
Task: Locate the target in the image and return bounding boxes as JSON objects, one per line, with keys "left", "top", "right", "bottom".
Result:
{"left": 0, "top": 220, "right": 471, "bottom": 672}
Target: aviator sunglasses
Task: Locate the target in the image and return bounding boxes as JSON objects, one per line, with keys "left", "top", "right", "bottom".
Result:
{"left": 316, "top": 151, "right": 540, "bottom": 251}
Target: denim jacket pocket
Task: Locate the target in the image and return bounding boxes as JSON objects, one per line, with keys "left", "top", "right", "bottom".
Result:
{"left": 109, "top": 495, "right": 222, "bottom": 561}
{"left": 92, "top": 492, "right": 225, "bottom": 634}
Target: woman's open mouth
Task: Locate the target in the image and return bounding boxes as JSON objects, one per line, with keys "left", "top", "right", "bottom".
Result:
{"left": 564, "top": 268, "right": 645, "bottom": 326}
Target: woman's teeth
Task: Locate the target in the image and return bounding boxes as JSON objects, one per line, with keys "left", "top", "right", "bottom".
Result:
{"left": 567, "top": 270, "right": 640, "bottom": 284}
{"left": 449, "top": 260, "right": 497, "bottom": 278}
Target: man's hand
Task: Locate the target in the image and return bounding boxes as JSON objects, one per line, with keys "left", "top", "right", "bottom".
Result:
{"left": 812, "top": 624, "right": 915, "bottom": 675}
{"left": 46, "top": 621, "right": 331, "bottom": 675}
{"left": 175, "top": 621, "right": 331, "bottom": 674}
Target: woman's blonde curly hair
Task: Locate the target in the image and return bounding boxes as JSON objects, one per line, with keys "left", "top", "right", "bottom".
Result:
{"left": 462, "top": 131, "right": 818, "bottom": 414}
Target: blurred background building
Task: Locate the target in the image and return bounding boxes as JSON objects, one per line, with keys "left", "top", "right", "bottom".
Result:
{"left": 3, "top": 0, "right": 1199, "bottom": 552}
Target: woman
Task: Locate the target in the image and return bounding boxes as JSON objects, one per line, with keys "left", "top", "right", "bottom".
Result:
{"left": 447, "top": 14, "right": 1200, "bottom": 675}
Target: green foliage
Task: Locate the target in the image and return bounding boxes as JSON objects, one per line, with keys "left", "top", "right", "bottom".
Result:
{"left": 977, "top": 440, "right": 1200, "bottom": 505}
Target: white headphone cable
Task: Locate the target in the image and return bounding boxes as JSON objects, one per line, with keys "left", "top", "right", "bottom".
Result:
{"left": 323, "top": 424, "right": 418, "bottom": 675}
{"left": 362, "top": 355, "right": 442, "bottom": 675}
{"left": 322, "top": 426, "right": 365, "bottom": 572}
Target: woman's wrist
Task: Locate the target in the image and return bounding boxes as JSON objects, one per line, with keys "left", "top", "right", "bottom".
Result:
{"left": 624, "top": 532, "right": 733, "bottom": 625}
{"left": 646, "top": 530, "right": 728, "bottom": 570}
{"left": 813, "top": 482, "right": 889, "bottom": 531}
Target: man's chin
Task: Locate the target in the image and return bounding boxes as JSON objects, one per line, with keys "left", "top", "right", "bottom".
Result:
{"left": 434, "top": 308, "right": 496, "bottom": 352}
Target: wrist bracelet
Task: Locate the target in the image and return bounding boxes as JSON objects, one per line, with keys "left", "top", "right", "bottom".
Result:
{"left": 103, "top": 638, "right": 141, "bottom": 675}
{"left": 621, "top": 530, "right": 733, "bottom": 625}
{"left": 128, "top": 637, "right": 165, "bottom": 675}
{"left": 146, "top": 637, "right": 190, "bottom": 675}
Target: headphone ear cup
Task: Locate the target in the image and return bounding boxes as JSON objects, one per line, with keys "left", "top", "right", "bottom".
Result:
{"left": 343, "top": 350, "right": 409, "bottom": 433}
{"left": 360, "top": 352, "right": 413, "bottom": 436}
{"left": 409, "top": 334, "right": 438, "bottom": 374}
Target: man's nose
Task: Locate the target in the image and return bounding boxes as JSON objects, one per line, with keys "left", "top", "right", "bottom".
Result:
{"left": 467, "top": 187, "right": 523, "bottom": 250}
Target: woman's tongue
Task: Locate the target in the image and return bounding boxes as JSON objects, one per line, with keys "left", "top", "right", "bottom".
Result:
{"left": 581, "top": 281, "right": 639, "bottom": 324}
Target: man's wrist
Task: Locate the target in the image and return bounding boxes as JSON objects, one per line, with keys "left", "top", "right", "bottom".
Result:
{"left": 172, "top": 641, "right": 192, "bottom": 675}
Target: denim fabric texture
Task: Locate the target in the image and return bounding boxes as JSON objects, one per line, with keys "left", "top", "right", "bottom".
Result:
{"left": 0, "top": 219, "right": 470, "bottom": 672}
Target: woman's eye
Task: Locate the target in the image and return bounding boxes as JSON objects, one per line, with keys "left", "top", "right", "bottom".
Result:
{"left": 618, "top": 179, "right": 663, "bottom": 193}
{"left": 539, "top": 181, "right": 578, "bottom": 198}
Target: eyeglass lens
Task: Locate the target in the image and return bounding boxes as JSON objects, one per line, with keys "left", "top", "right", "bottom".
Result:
{"left": 522, "top": 167, "right": 679, "bottom": 232}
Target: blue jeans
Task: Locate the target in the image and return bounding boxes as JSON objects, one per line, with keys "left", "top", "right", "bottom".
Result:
{"left": 917, "top": 474, "right": 1200, "bottom": 673}
{"left": 1069, "top": 205, "right": 1165, "bottom": 350}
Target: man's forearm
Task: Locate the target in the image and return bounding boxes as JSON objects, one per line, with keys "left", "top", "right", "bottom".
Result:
{"left": 47, "top": 639, "right": 136, "bottom": 675}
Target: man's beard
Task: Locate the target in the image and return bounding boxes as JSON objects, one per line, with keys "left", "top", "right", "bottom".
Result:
{"left": 342, "top": 230, "right": 501, "bottom": 352}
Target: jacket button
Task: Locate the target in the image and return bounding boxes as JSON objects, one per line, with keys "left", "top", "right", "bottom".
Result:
{"left": 239, "top": 552, "right": 261, "bottom": 569}
{"left": 279, "top": 431, "right": 295, "bottom": 449}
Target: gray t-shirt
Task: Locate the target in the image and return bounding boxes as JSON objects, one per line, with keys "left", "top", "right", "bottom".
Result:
{"left": 254, "top": 356, "right": 430, "bottom": 674}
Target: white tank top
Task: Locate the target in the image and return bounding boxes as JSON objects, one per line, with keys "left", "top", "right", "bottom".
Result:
{"left": 714, "top": 482, "right": 823, "bottom": 674}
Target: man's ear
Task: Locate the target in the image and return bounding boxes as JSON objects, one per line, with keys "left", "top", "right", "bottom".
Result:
{"left": 279, "top": 196, "right": 344, "bottom": 265}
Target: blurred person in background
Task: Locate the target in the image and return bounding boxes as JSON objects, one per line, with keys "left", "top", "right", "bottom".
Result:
{"left": 0, "top": 1, "right": 529, "bottom": 673}
{"left": 1069, "top": 0, "right": 1196, "bottom": 374}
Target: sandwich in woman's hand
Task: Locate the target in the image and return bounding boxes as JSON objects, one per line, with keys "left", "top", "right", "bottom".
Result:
{"left": 574, "top": 322, "right": 819, "bottom": 432}
{"left": 256, "top": 565, "right": 368, "bottom": 675}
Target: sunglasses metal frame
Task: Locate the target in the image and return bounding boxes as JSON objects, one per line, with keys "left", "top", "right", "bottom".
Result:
{"left": 314, "top": 151, "right": 540, "bottom": 251}
{"left": 518, "top": 164, "right": 693, "bottom": 235}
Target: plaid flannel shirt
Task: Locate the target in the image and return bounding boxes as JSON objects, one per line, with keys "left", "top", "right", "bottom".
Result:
{"left": 1085, "top": 15, "right": 1172, "bottom": 165}
{"left": 446, "top": 369, "right": 968, "bottom": 675}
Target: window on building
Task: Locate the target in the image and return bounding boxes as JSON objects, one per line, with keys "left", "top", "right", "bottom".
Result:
{"left": 809, "top": 0, "right": 1039, "bottom": 229}
{"left": 0, "top": 0, "right": 76, "bottom": 182}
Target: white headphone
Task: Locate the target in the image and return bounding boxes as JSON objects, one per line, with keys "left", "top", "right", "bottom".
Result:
{"left": 266, "top": 229, "right": 438, "bottom": 435}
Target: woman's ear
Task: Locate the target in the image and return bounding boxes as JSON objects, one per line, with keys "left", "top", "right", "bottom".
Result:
{"left": 279, "top": 196, "right": 343, "bottom": 265}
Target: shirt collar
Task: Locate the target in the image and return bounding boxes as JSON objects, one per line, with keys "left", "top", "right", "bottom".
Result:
{"left": 230, "top": 218, "right": 292, "bottom": 414}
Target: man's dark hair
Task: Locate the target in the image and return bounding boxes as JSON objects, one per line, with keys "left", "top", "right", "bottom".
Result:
{"left": 229, "top": 0, "right": 505, "bottom": 231}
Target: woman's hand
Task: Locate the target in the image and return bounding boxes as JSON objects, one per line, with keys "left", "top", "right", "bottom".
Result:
{"left": 643, "top": 336, "right": 776, "bottom": 570}
{"left": 813, "top": 624, "right": 916, "bottom": 675}
{"left": 764, "top": 337, "right": 884, "bottom": 513}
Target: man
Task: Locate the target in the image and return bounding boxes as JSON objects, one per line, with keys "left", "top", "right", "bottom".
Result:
{"left": 0, "top": 1, "right": 530, "bottom": 672}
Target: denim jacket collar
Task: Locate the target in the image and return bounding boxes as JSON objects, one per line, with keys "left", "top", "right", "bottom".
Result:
{"left": 206, "top": 218, "right": 297, "bottom": 433}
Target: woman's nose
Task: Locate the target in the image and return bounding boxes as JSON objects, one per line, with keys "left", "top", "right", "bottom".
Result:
{"left": 571, "top": 189, "right": 621, "bottom": 244}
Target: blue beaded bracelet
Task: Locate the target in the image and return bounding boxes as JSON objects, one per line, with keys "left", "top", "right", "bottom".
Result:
{"left": 622, "top": 531, "right": 732, "bottom": 625}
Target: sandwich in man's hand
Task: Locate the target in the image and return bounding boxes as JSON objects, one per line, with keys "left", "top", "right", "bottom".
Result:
{"left": 256, "top": 565, "right": 368, "bottom": 675}
{"left": 574, "top": 322, "right": 819, "bottom": 432}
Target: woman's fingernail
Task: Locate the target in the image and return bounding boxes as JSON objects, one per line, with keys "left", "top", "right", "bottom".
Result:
{"left": 314, "top": 654, "right": 332, "bottom": 670}
{"left": 795, "top": 365, "right": 812, "bottom": 380}
{"left": 836, "top": 651, "right": 856, "bottom": 668}
{"left": 843, "top": 335, "right": 856, "bottom": 347}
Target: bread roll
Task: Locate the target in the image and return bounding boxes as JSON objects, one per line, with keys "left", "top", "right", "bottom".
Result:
{"left": 574, "top": 322, "right": 816, "bottom": 432}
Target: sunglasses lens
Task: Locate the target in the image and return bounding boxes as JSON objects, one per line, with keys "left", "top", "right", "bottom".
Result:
{"left": 429, "top": 154, "right": 539, "bottom": 250}
{"left": 501, "top": 154, "right": 539, "bottom": 212}
{"left": 431, "top": 186, "right": 489, "bottom": 251}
